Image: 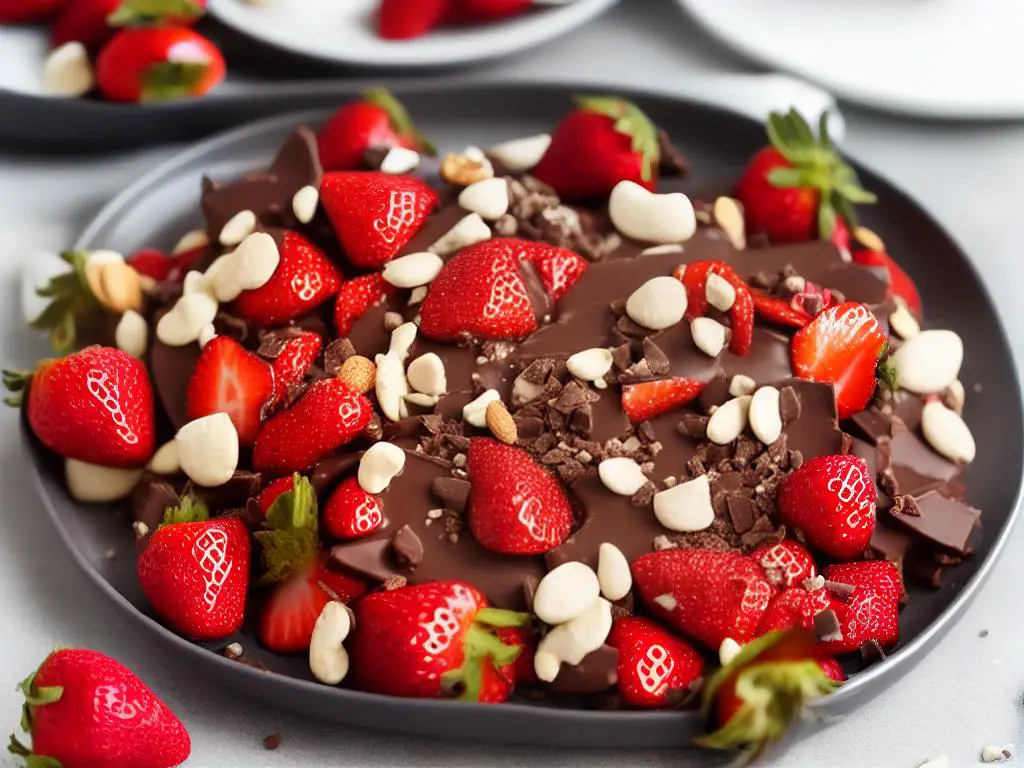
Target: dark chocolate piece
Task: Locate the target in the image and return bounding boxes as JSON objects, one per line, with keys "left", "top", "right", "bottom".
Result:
{"left": 814, "top": 609, "right": 843, "bottom": 643}
{"left": 657, "top": 129, "right": 690, "bottom": 177}
{"left": 889, "top": 490, "right": 979, "bottom": 555}
{"left": 859, "top": 638, "right": 887, "bottom": 669}
{"left": 391, "top": 525, "right": 424, "bottom": 568}
{"left": 549, "top": 644, "right": 619, "bottom": 693}
{"left": 431, "top": 477, "right": 471, "bottom": 513}
{"left": 851, "top": 408, "right": 892, "bottom": 445}
{"left": 195, "top": 471, "right": 261, "bottom": 512}
{"left": 726, "top": 495, "right": 756, "bottom": 534}
{"left": 132, "top": 476, "right": 179, "bottom": 534}
{"left": 778, "top": 385, "right": 800, "bottom": 423}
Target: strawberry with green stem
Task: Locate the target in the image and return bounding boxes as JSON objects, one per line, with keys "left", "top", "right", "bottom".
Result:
{"left": 29, "top": 251, "right": 105, "bottom": 354}
{"left": 53, "top": 0, "right": 206, "bottom": 51}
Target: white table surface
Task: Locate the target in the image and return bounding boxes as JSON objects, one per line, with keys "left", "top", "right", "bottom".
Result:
{"left": 2, "top": 2, "right": 1023, "bottom": 766}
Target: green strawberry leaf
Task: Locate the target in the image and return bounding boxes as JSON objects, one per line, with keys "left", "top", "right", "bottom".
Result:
{"left": 574, "top": 94, "right": 660, "bottom": 182}
{"left": 442, "top": 623, "right": 522, "bottom": 702}
{"left": 8, "top": 734, "right": 31, "bottom": 757}
{"left": 29, "top": 251, "right": 101, "bottom": 354}
{"left": 108, "top": 0, "right": 203, "bottom": 25}
{"left": 2, "top": 368, "right": 37, "bottom": 408}
{"left": 161, "top": 492, "right": 210, "bottom": 526}
{"left": 362, "top": 87, "right": 437, "bottom": 156}
{"left": 878, "top": 341, "right": 898, "bottom": 392}
{"left": 140, "top": 62, "right": 210, "bottom": 103}
{"left": 474, "top": 607, "right": 532, "bottom": 628}
{"left": 26, "top": 756, "right": 64, "bottom": 768}
{"left": 254, "top": 474, "right": 319, "bottom": 586}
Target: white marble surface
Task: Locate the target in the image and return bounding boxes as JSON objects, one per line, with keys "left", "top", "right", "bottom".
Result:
{"left": 2, "top": 2, "right": 1024, "bottom": 766}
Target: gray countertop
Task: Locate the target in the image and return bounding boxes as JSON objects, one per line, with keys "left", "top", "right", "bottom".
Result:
{"left": 2, "top": 1, "right": 1022, "bottom": 766}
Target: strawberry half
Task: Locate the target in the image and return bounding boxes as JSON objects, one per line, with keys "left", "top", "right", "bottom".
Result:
{"left": 137, "top": 493, "right": 251, "bottom": 640}
{"left": 673, "top": 260, "right": 755, "bottom": 355}
{"left": 349, "top": 581, "right": 530, "bottom": 701}
{"left": 185, "top": 336, "right": 274, "bottom": 447}
{"left": 466, "top": 438, "right": 574, "bottom": 554}
{"left": 790, "top": 301, "right": 886, "bottom": 419}
{"left": 751, "top": 540, "right": 817, "bottom": 589}
{"left": 607, "top": 616, "right": 705, "bottom": 709}
{"left": 778, "top": 455, "right": 877, "bottom": 560}
{"left": 333, "top": 273, "right": 396, "bottom": 335}
{"left": 515, "top": 239, "right": 589, "bottom": 300}
{"left": 756, "top": 587, "right": 820, "bottom": 635}
{"left": 750, "top": 289, "right": 812, "bottom": 329}
{"left": 823, "top": 560, "right": 902, "bottom": 604}
{"left": 323, "top": 477, "right": 384, "bottom": 540}
{"left": 320, "top": 172, "right": 438, "bottom": 269}
{"left": 231, "top": 231, "right": 341, "bottom": 327}
{"left": 269, "top": 330, "right": 322, "bottom": 398}
{"left": 621, "top": 377, "right": 705, "bottom": 423}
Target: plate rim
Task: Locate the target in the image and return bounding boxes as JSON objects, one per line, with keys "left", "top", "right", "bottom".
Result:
{"left": 37, "top": 83, "right": 1024, "bottom": 738}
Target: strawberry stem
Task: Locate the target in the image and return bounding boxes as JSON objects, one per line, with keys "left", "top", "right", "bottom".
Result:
{"left": 475, "top": 608, "right": 532, "bottom": 628}
{"left": 30, "top": 251, "right": 101, "bottom": 354}
{"left": 2, "top": 368, "right": 36, "bottom": 408}
{"left": 161, "top": 491, "right": 209, "bottom": 526}
{"left": 254, "top": 474, "right": 319, "bottom": 586}
{"left": 108, "top": 0, "right": 203, "bottom": 25}
{"left": 362, "top": 87, "right": 437, "bottom": 156}
{"left": 573, "top": 94, "right": 660, "bottom": 182}
{"left": 440, "top": 623, "right": 522, "bottom": 702}
{"left": 140, "top": 61, "right": 210, "bottom": 103}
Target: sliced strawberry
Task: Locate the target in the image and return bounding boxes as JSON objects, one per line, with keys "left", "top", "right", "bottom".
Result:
{"left": 127, "top": 248, "right": 173, "bottom": 282}
{"left": 254, "top": 476, "right": 294, "bottom": 517}
{"left": 751, "top": 541, "right": 817, "bottom": 589}
{"left": 818, "top": 657, "right": 846, "bottom": 682}
{"left": 269, "top": 330, "right": 322, "bottom": 396}
{"left": 166, "top": 244, "right": 206, "bottom": 284}
{"left": 323, "top": 477, "right": 384, "bottom": 540}
{"left": 756, "top": 587, "right": 819, "bottom": 635}
{"left": 333, "top": 273, "right": 396, "bottom": 335}
{"left": 790, "top": 301, "right": 886, "bottom": 420}
{"left": 185, "top": 336, "right": 274, "bottom": 447}
{"left": 378, "top": 0, "right": 447, "bottom": 39}
{"left": 750, "top": 289, "right": 811, "bottom": 329}
{"left": 621, "top": 377, "right": 705, "bottom": 423}
{"left": 514, "top": 239, "right": 589, "bottom": 300}
{"left": 673, "top": 260, "right": 754, "bottom": 355}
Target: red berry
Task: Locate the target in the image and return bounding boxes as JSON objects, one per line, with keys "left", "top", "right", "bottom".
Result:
{"left": 757, "top": 587, "right": 819, "bottom": 635}
{"left": 751, "top": 540, "right": 817, "bottom": 589}
{"left": 318, "top": 88, "right": 432, "bottom": 171}
{"left": 127, "top": 248, "right": 173, "bottom": 282}
{"left": 269, "top": 331, "right": 322, "bottom": 399}
{"left": 607, "top": 616, "right": 705, "bottom": 709}
{"left": 333, "top": 273, "right": 396, "bottom": 335}
{"left": 323, "top": 477, "right": 384, "bottom": 539}
{"left": 621, "top": 377, "right": 705, "bottom": 423}
{"left": 673, "top": 260, "right": 755, "bottom": 355}
{"left": 378, "top": 0, "right": 447, "bottom": 39}
{"left": 255, "top": 475, "right": 294, "bottom": 517}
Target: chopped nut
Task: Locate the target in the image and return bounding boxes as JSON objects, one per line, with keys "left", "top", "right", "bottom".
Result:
{"left": 337, "top": 355, "right": 376, "bottom": 394}
{"left": 440, "top": 148, "right": 494, "bottom": 186}
{"left": 485, "top": 400, "right": 518, "bottom": 445}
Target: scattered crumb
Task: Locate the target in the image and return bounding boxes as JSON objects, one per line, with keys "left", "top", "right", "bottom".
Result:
{"left": 980, "top": 629, "right": 989, "bottom": 638}
{"left": 263, "top": 733, "right": 283, "bottom": 751}
{"left": 223, "top": 642, "right": 243, "bottom": 660}
{"left": 103, "top": 549, "right": 117, "bottom": 560}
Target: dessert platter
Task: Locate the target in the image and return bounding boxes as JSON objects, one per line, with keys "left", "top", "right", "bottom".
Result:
{"left": 12, "top": 84, "right": 1021, "bottom": 754}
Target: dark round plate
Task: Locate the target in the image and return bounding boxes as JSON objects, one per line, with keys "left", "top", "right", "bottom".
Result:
{"left": 26, "top": 83, "right": 1024, "bottom": 749}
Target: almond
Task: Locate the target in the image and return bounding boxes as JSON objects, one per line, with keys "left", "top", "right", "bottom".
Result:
{"left": 440, "top": 147, "right": 494, "bottom": 186}
{"left": 338, "top": 355, "right": 375, "bottom": 394}
{"left": 485, "top": 400, "right": 517, "bottom": 445}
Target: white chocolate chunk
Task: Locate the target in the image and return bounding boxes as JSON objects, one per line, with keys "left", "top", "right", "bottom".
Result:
{"left": 175, "top": 413, "right": 239, "bottom": 488}
{"left": 292, "top": 185, "right": 319, "bottom": 225}
{"left": 609, "top": 181, "right": 697, "bottom": 244}
{"left": 375, "top": 350, "right": 409, "bottom": 423}
{"left": 888, "top": 298, "right": 920, "bottom": 340}
{"left": 749, "top": 386, "right": 782, "bottom": 445}
{"left": 147, "top": 440, "right": 181, "bottom": 475}
{"left": 653, "top": 475, "right": 715, "bottom": 532}
{"left": 458, "top": 178, "right": 510, "bottom": 221}
{"left": 706, "top": 395, "right": 752, "bottom": 444}
{"left": 463, "top": 389, "right": 501, "bottom": 428}
{"left": 406, "top": 353, "right": 447, "bottom": 396}
{"left": 487, "top": 134, "right": 551, "bottom": 172}
{"left": 891, "top": 329, "right": 963, "bottom": 394}
{"left": 218, "top": 209, "right": 256, "bottom": 246}
{"left": 379, "top": 147, "right": 420, "bottom": 175}
{"left": 533, "top": 562, "right": 600, "bottom": 625}
{"left": 173, "top": 229, "right": 209, "bottom": 255}
{"left": 597, "top": 543, "right": 632, "bottom": 602}
{"left": 156, "top": 292, "right": 218, "bottom": 347}
{"left": 625, "top": 276, "right": 687, "bottom": 330}
{"left": 719, "top": 638, "right": 742, "bottom": 666}
{"left": 309, "top": 601, "right": 352, "bottom": 685}
{"left": 691, "top": 317, "right": 727, "bottom": 357}
{"left": 729, "top": 374, "right": 757, "bottom": 397}
{"left": 429, "top": 213, "right": 491, "bottom": 256}
{"left": 534, "top": 598, "right": 612, "bottom": 682}
{"left": 597, "top": 457, "right": 648, "bottom": 496}
{"left": 566, "top": 348, "right": 614, "bottom": 382}
{"left": 358, "top": 441, "right": 407, "bottom": 494}
{"left": 921, "top": 400, "right": 976, "bottom": 463}
{"left": 382, "top": 252, "right": 444, "bottom": 289}
{"left": 65, "top": 460, "right": 142, "bottom": 503}
{"left": 705, "top": 273, "right": 736, "bottom": 311}
{"left": 42, "top": 42, "right": 94, "bottom": 97}
{"left": 115, "top": 310, "right": 148, "bottom": 359}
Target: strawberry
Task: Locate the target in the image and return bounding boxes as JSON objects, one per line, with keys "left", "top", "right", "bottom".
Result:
{"left": 333, "top": 273, "right": 396, "bottom": 335}
{"left": 320, "top": 172, "right": 438, "bottom": 269}
{"left": 790, "top": 301, "right": 886, "bottom": 419}
{"left": 632, "top": 548, "right": 774, "bottom": 650}
{"left": 735, "top": 109, "right": 875, "bottom": 243}
{"left": 0, "top": 0, "right": 65, "bottom": 22}
{"left": 533, "top": 95, "right": 659, "bottom": 200}
{"left": 852, "top": 246, "right": 922, "bottom": 317}
{"left": 28, "top": 250, "right": 115, "bottom": 353}
{"left": 698, "top": 629, "right": 838, "bottom": 759}
{"left": 166, "top": 242, "right": 206, "bottom": 284}
{"left": 95, "top": 27, "right": 225, "bottom": 103}
{"left": 419, "top": 240, "right": 538, "bottom": 342}
{"left": 318, "top": 88, "right": 434, "bottom": 172}
{"left": 751, "top": 540, "right": 816, "bottom": 589}
{"left": 253, "top": 378, "right": 372, "bottom": 474}
{"left": 8, "top": 648, "right": 190, "bottom": 768}
{"left": 323, "top": 477, "right": 384, "bottom": 540}
{"left": 673, "top": 260, "right": 755, "bottom": 355}
{"left": 607, "top": 616, "right": 705, "bottom": 709}
{"left": 449, "top": 0, "right": 530, "bottom": 22}
{"left": 185, "top": 336, "right": 274, "bottom": 447}
{"left": 777, "top": 454, "right": 877, "bottom": 560}
{"left": 466, "top": 438, "right": 574, "bottom": 554}
{"left": 756, "top": 587, "right": 819, "bottom": 634}
{"left": 53, "top": 0, "right": 205, "bottom": 50}
{"left": 818, "top": 657, "right": 846, "bottom": 682}
{"left": 823, "top": 560, "right": 902, "bottom": 604}
{"left": 349, "top": 581, "right": 530, "bottom": 701}
{"left": 6, "top": 345, "right": 155, "bottom": 467}
{"left": 495, "top": 625, "right": 537, "bottom": 687}
{"left": 750, "top": 289, "right": 811, "bottom": 329}
{"left": 127, "top": 247, "right": 173, "bottom": 282}
{"left": 514, "top": 239, "right": 588, "bottom": 300}
{"left": 255, "top": 475, "right": 366, "bottom": 653}
{"left": 269, "top": 330, "right": 322, "bottom": 395}
{"left": 621, "top": 377, "right": 705, "bottom": 423}
{"left": 255, "top": 475, "right": 294, "bottom": 517}
{"left": 231, "top": 231, "right": 341, "bottom": 326}
{"left": 378, "top": 0, "right": 447, "bottom": 39}
{"left": 818, "top": 586, "right": 899, "bottom": 654}
{"left": 137, "top": 493, "right": 251, "bottom": 640}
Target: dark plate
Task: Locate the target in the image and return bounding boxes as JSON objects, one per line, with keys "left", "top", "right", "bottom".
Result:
{"left": 25, "top": 83, "right": 1024, "bottom": 749}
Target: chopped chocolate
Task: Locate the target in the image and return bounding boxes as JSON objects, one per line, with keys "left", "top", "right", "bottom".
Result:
{"left": 697, "top": 374, "right": 730, "bottom": 414}
{"left": 214, "top": 312, "right": 249, "bottom": 343}
{"left": 859, "top": 639, "right": 887, "bottom": 668}
{"left": 132, "top": 477, "right": 180, "bottom": 541}
{"left": 839, "top": 432, "right": 854, "bottom": 455}
{"left": 520, "top": 358, "right": 554, "bottom": 385}
{"left": 391, "top": 525, "right": 425, "bottom": 569}
{"left": 630, "top": 481, "right": 656, "bottom": 508}
{"left": 323, "top": 338, "right": 356, "bottom": 375}
{"left": 867, "top": 522, "right": 915, "bottom": 567}
{"left": 257, "top": 326, "right": 305, "bottom": 359}
{"left": 568, "top": 404, "right": 594, "bottom": 436}
{"left": 851, "top": 408, "right": 892, "bottom": 445}
{"left": 814, "top": 609, "right": 843, "bottom": 643}
{"left": 549, "top": 644, "right": 619, "bottom": 693}
{"left": 610, "top": 343, "right": 633, "bottom": 374}
{"left": 431, "top": 477, "right": 471, "bottom": 513}
{"left": 889, "top": 490, "right": 979, "bottom": 555}
{"left": 878, "top": 467, "right": 899, "bottom": 497}
{"left": 522, "top": 575, "right": 540, "bottom": 610}
{"left": 677, "top": 412, "right": 709, "bottom": 439}
{"left": 778, "top": 385, "right": 801, "bottom": 423}
{"left": 657, "top": 129, "right": 690, "bottom": 177}
{"left": 641, "top": 337, "right": 670, "bottom": 376}
{"left": 364, "top": 145, "right": 390, "bottom": 170}
{"left": 726, "top": 495, "right": 756, "bottom": 534}
{"left": 194, "top": 471, "right": 261, "bottom": 513}
{"left": 891, "top": 494, "right": 921, "bottom": 517}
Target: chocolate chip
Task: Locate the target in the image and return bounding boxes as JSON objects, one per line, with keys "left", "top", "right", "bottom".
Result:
{"left": 890, "top": 490, "right": 980, "bottom": 555}
{"left": 330, "top": 538, "right": 398, "bottom": 583}
{"left": 195, "top": 470, "right": 261, "bottom": 513}
{"left": 697, "top": 374, "right": 730, "bottom": 414}
{"left": 364, "top": 145, "right": 390, "bottom": 170}
{"left": 839, "top": 432, "right": 854, "bottom": 455}
{"left": 132, "top": 477, "right": 179, "bottom": 538}
{"left": 257, "top": 326, "right": 305, "bottom": 359}
{"left": 323, "top": 338, "right": 356, "bottom": 375}
{"left": 641, "top": 337, "right": 670, "bottom": 376}
{"left": 610, "top": 343, "right": 633, "bottom": 373}
{"left": 568, "top": 403, "right": 594, "bottom": 436}
{"left": 520, "top": 358, "right": 555, "bottom": 385}
{"left": 431, "top": 477, "right": 471, "bottom": 514}
{"left": 677, "top": 412, "right": 709, "bottom": 439}
{"left": 553, "top": 380, "right": 597, "bottom": 414}
{"left": 890, "top": 494, "right": 921, "bottom": 517}
{"left": 214, "top": 312, "right": 249, "bottom": 343}
{"left": 814, "top": 609, "right": 843, "bottom": 643}
{"left": 778, "top": 386, "right": 801, "bottom": 423}
{"left": 616, "top": 314, "right": 650, "bottom": 339}
{"left": 727, "top": 496, "right": 756, "bottom": 534}
{"left": 657, "top": 129, "right": 690, "bottom": 177}
{"left": 556, "top": 459, "right": 586, "bottom": 485}
{"left": 859, "top": 639, "right": 887, "bottom": 669}
{"left": 549, "top": 644, "right": 619, "bottom": 694}
{"left": 788, "top": 450, "right": 804, "bottom": 470}
{"left": 686, "top": 455, "right": 707, "bottom": 478}
{"left": 621, "top": 359, "right": 653, "bottom": 383}
{"left": 263, "top": 733, "right": 283, "bottom": 751}
{"left": 390, "top": 525, "right": 424, "bottom": 569}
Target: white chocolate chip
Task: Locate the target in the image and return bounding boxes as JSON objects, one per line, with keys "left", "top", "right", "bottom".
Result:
{"left": 65, "top": 459, "right": 142, "bottom": 503}
{"left": 566, "top": 348, "right": 613, "bottom": 382}
{"left": 42, "top": 42, "right": 94, "bottom": 97}
{"left": 639, "top": 244, "right": 684, "bottom": 256}
{"left": 408, "top": 286, "right": 428, "bottom": 306}
{"left": 706, "top": 395, "right": 752, "bottom": 444}
{"left": 487, "top": 134, "right": 551, "bottom": 172}
{"left": 749, "top": 386, "right": 782, "bottom": 445}
{"left": 653, "top": 593, "right": 677, "bottom": 612}
{"left": 429, "top": 213, "right": 491, "bottom": 256}
{"left": 598, "top": 457, "right": 648, "bottom": 496}
{"left": 292, "top": 185, "right": 319, "bottom": 225}
{"left": 458, "top": 178, "right": 510, "bottom": 221}
{"left": 981, "top": 745, "right": 1014, "bottom": 763}
{"left": 198, "top": 323, "right": 217, "bottom": 348}
{"left": 891, "top": 329, "right": 963, "bottom": 394}
{"left": 309, "top": 602, "right": 352, "bottom": 685}
{"left": 357, "top": 442, "right": 406, "bottom": 494}
{"left": 653, "top": 474, "right": 715, "bottom": 532}
{"left": 382, "top": 251, "right": 444, "bottom": 289}
{"left": 625, "top": 276, "right": 687, "bottom": 330}
{"left": 597, "top": 543, "right": 632, "bottom": 602}
{"left": 719, "top": 637, "right": 742, "bottom": 666}
{"left": 182, "top": 270, "right": 208, "bottom": 296}
{"left": 729, "top": 374, "right": 757, "bottom": 397}
{"left": 511, "top": 375, "right": 545, "bottom": 407}
{"left": 114, "top": 310, "right": 148, "bottom": 359}
{"left": 533, "top": 562, "right": 600, "bottom": 625}
{"left": 147, "top": 440, "right": 181, "bottom": 475}
{"left": 218, "top": 209, "right": 256, "bottom": 246}
{"left": 713, "top": 196, "right": 746, "bottom": 250}
{"left": 379, "top": 146, "right": 420, "bottom": 175}
{"left": 375, "top": 351, "right": 409, "bottom": 423}
{"left": 463, "top": 389, "right": 501, "bottom": 428}
{"left": 921, "top": 400, "right": 976, "bottom": 463}
{"left": 231, "top": 231, "right": 281, "bottom": 291}
{"left": 403, "top": 392, "right": 439, "bottom": 409}
{"left": 175, "top": 413, "right": 239, "bottom": 488}
{"left": 156, "top": 292, "right": 218, "bottom": 347}
{"left": 705, "top": 273, "right": 736, "bottom": 311}
{"left": 533, "top": 598, "right": 612, "bottom": 683}
{"left": 889, "top": 298, "right": 920, "bottom": 340}
{"left": 406, "top": 353, "right": 447, "bottom": 396}
{"left": 609, "top": 181, "right": 697, "bottom": 244}
{"left": 945, "top": 379, "right": 966, "bottom": 415}
{"left": 691, "top": 317, "right": 727, "bottom": 357}
{"left": 173, "top": 229, "right": 209, "bottom": 255}
{"left": 388, "top": 321, "right": 418, "bottom": 362}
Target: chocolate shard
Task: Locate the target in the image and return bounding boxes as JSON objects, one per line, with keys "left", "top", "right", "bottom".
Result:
{"left": 330, "top": 538, "right": 398, "bottom": 583}
{"left": 548, "top": 644, "right": 619, "bottom": 693}
{"left": 257, "top": 326, "right": 306, "bottom": 359}
{"left": 859, "top": 639, "right": 887, "bottom": 669}
{"left": 850, "top": 407, "right": 892, "bottom": 445}
{"left": 391, "top": 525, "right": 425, "bottom": 569}
{"left": 813, "top": 609, "right": 843, "bottom": 643}
{"left": 726, "top": 495, "right": 756, "bottom": 534}
{"left": 677, "top": 413, "right": 709, "bottom": 439}
{"left": 657, "top": 129, "right": 690, "bottom": 177}
{"left": 431, "top": 477, "right": 471, "bottom": 514}
{"left": 323, "top": 338, "right": 356, "bottom": 375}
{"left": 888, "top": 490, "right": 980, "bottom": 555}
{"left": 195, "top": 470, "right": 261, "bottom": 512}
{"left": 641, "top": 337, "right": 670, "bottom": 376}
{"left": 778, "top": 385, "right": 800, "bottom": 423}
{"left": 697, "top": 374, "right": 730, "bottom": 414}
{"left": 133, "top": 476, "right": 180, "bottom": 535}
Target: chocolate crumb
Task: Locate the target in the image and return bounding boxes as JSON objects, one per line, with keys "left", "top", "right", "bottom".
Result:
{"left": 323, "top": 338, "right": 356, "bottom": 375}
{"left": 641, "top": 337, "right": 670, "bottom": 376}
{"left": 431, "top": 477, "right": 471, "bottom": 513}
{"left": 220, "top": 642, "right": 243, "bottom": 660}
{"left": 859, "top": 638, "right": 887, "bottom": 668}
{"left": 726, "top": 496, "right": 756, "bottom": 534}
{"left": 778, "top": 386, "right": 801, "bottom": 423}
{"left": 263, "top": 733, "right": 283, "bottom": 751}
{"left": 630, "top": 481, "right": 656, "bottom": 508}
{"left": 677, "top": 413, "right": 710, "bottom": 439}
{"left": 814, "top": 609, "right": 843, "bottom": 643}
{"left": 890, "top": 494, "right": 921, "bottom": 517}
{"left": 382, "top": 575, "right": 408, "bottom": 591}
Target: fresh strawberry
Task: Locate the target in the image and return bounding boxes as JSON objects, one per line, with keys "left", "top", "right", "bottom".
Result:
{"left": 8, "top": 648, "right": 190, "bottom": 768}
{"left": 750, "top": 289, "right": 811, "bottom": 329}
{"left": 95, "top": 26, "right": 225, "bottom": 103}
{"left": 632, "top": 548, "right": 774, "bottom": 650}
{"left": 419, "top": 239, "right": 538, "bottom": 342}
{"left": 137, "top": 493, "right": 250, "bottom": 640}
{"left": 514, "top": 239, "right": 588, "bottom": 300}
{"left": 255, "top": 475, "right": 294, "bottom": 517}
{"left": 495, "top": 625, "right": 537, "bottom": 687}
{"left": 621, "top": 377, "right": 705, "bottom": 423}
{"left": 185, "top": 336, "right": 274, "bottom": 447}
{"left": 349, "top": 581, "right": 530, "bottom": 701}
{"left": 449, "top": 0, "right": 530, "bottom": 22}
{"left": 533, "top": 95, "right": 660, "bottom": 200}
{"left": 323, "top": 477, "right": 384, "bottom": 540}
{"left": 269, "top": 330, "right": 322, "bottom": 396}
{"left": 777, "top": 454, "right": 877, "bottom": 560}
{"left": 818, "top": 657, "right": 846, "bottom": 682}
{"left": 698, "top": 629, "right": 838, "bottom": 759}
{"left": 231, "top": 231, "right": 341, "bottom": 326}
{"left": 756, "top": 587, "right": 819, "bottom": 634}
{"left": 0, "top": 0, "right": 65, "bottom": 22}
{"left": 819, "top": 586, "right": 899, "bottom": 654}
{"left": 607, "top": 616, "right": 705, "bottom": 709}
{"left": 6, "top": 345, "right": 155, "bottom": 467}
{"left": 824, "top": 560, "right": 902, "bottom": 604}
{"left": 378, "top": 0, "right": 447, "bottom": 39}
{"left": 790, "top": 301, "right": 886, "bottom": 419}
{"left": 127, "top": 247, "right": 173, "bottom": 282}
{"left": 53, "top": 0, "right": 205, "bottom": 50}
{"left": 27, "top": 250, "right": 118, "bottom": 353}
{"left": 318, "top": 88, "right": 434, "bottom": 172}
{"left": 673, "top": 260, "right": 754, "bottom": 355}
{"left": 852, "top": 247, "right": 922, "bottom": 317}
{"left": 466, "top": 438, "right": 574, "bottom": 554}
{"left": 253, "top": 378, "right": 372, "bottom": 474}
{"left": 320, "top": 172, "right": 438, "bottom": 268}
{"left": 255, "top": 475, "right": 366, "bottom": 653}
{"left": 735, "top": 109, "right": 875, "bottom": 243}
{"left": 333, "top": 273, "right": 396, "bottom": 335}
{"left": 751, "top": 540, "right": 817, "bottom": 589}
